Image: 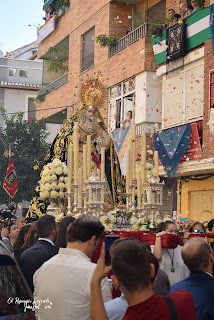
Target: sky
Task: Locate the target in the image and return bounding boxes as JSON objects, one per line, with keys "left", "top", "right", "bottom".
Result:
{"left": 0, "top": 0, "right": 45, "bottom": 54}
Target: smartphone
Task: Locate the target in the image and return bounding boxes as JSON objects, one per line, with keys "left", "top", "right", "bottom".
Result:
{"left": 3, "top": 218, "right": 10, "bottom": 228}
{"left": 105, "top": 235, "right": 120, "bottom": 265}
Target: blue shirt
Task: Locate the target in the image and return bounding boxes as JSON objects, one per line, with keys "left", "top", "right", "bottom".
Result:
{"left": 170, "top": 271, "right": 214, "bottom": 320}
{"left": 105, "top": 294, "right": 128, "bottom": 320}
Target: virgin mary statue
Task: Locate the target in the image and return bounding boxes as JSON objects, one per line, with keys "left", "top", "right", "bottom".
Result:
{"left": 25, "top": 77, "right": 124, "bottom": 223}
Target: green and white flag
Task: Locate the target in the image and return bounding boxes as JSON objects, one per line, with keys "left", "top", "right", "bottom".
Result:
{"left": 152, "top": 6, "right": 212, "bottom": 65}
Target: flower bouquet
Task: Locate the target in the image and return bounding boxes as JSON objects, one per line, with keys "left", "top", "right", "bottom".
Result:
{"left": 39, "top": 159, "right": 68, "bottom": 206}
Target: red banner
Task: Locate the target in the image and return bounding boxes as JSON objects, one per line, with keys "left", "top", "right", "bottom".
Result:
{"left": 183, "top": 123, "right": 202, "bottom": 161}
{"left": 3, "top": 157, "right": 18, "bottom": 198}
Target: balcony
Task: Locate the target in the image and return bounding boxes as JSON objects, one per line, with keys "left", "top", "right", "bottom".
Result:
{"left": 109, "top": 23, "right": 160, "bottom": 57}
{"left": 37, "top": 73, "right": 68, "bottom": 97}
{"left": 136, "top": 122, "right": 160, "bottom": 136}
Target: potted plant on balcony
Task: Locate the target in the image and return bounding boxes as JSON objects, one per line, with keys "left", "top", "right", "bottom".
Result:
{"left": 96, "top": 34, "right": 120, "bottom": 48}
{"left": 55, "top": 0, "right": 70, "bottom": 18}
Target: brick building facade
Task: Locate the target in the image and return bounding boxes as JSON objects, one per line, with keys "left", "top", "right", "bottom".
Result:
{"left": 36, "top": 0, "right": 214, "bottom": 219}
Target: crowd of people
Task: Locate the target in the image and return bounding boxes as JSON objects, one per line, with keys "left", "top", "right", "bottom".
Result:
{"left": 43, "top": 6, "right": 55, "bottom": 22}
{"left": 167, "top": 0, "right": 202, "bottom": 26}
{"left": 114, "top": 110, "right": 133, "bottom": 130}
{"left": 0, "top": 209, "right": 214, "bottom": 319}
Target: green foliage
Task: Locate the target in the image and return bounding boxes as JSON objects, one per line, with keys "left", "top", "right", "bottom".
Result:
{"left": 0, "top": 109, "right": 50, "bottom": 205}
{"left": 187, "top": 0, "right": 205, "bottom": 8}
{"left": 46, "top": 46, "right": 69, "bottom": 73}
{"left": 35, "top": 90, "right": 50, "bottom": 103}
{"left": 55, "top": 0, "right": 70, "bottom": 10}
{"left": 48, "top": 55, "right": 68, "bottom": 73}
{"left": 194, "top": 0, "right": 205, "bottom": 8}
{"left": 96, "top": 35, "right": 120, "bottom": 48}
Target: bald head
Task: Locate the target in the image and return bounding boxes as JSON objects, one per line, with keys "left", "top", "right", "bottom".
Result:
{"left": 182, "top": 238, "right": 213, "bottom": 272}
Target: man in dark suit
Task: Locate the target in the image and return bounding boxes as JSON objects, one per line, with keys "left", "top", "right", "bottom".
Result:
{"left": 114, "top": 114, "right": 120, "bottom": 129}
{"left": 170, "top": 237, "right": 214, "bottom": 320}
{"left": 19, "top": 215, "right": 58, "bottom": 292}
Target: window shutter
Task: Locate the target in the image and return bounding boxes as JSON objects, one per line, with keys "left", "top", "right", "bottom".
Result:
{"left": 163, "top": 74, "right": 184, "bottom": 128}
{"left": 185, "top": 64, "right": 204, "bottom": 121}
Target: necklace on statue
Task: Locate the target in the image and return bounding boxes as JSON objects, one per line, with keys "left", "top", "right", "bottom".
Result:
{"left": 166, "top": 249, "right": 175, "bottom": 272}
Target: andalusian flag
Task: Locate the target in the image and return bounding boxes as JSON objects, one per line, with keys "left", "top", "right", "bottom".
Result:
{"left": 3, "top": 157, "right": 18, "bottom": 198}
{"left": 152, "top": 6, "right": 212, "bottom": 65}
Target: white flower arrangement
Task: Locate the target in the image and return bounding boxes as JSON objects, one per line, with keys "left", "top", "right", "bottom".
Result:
{"left": 99, "top": 209, "right": 168, "bottom": 232}
{"left": 40, "top": 159, "right": 68, "bottom": 204}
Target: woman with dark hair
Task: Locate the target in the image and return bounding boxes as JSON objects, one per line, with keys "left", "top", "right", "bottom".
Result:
{"left": 153, "top": 220, "right": 189, "bottom": 286}
{"left": 188, "top": 221, "right": 206, "bottom": 234}
{"left": 207, "top": 219, "right": 214, "bottom": 233}
{"left": 23, "top": 223, "right": 38, "bottom": 249}
{"left": 13, "top": 224, "right": 31, "bottom": 262}
{"left": 55, "top": 216, "right": 75, "bottom": 248}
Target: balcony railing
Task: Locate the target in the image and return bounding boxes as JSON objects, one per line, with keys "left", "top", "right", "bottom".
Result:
{"left": 109, "top": 23, "right": 160, "bottom": 57}
{"left": 37, "top": 73, "right": 68, "bottom": 96}
{"left": 136, "top": 122, "right": 161, "bottom": 136}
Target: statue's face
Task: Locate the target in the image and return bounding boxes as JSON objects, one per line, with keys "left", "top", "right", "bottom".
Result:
{"left": 85, "top": 107, "right": 96, "bottom": 121}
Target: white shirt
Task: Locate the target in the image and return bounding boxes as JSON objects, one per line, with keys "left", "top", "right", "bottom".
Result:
{"left": 33, "top": 248, "right": 112, "bottom": 320}
{"left": 38, "top": 238, "right": 54, "bottom": 246}
{"left": 151, "top": 245, "right": 189, "bottom": 286}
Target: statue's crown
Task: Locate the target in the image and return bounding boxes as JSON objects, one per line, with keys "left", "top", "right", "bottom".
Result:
{"left": 81, "top": 73, "right": 105, "bottom": 107}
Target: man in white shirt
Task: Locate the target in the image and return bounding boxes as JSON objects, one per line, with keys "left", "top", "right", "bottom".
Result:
{"left": 34, "top": 215, "right": 112, "bottom": 320}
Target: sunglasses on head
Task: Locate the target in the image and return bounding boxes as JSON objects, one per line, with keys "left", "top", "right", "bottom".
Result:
{"left": 193, "top": 229, "right": 205, "bottom": 234}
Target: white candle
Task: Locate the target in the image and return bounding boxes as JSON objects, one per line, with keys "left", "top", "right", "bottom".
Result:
{"left": 126, "top": 148, "right": 130, "bottom": 192}
{"left": 141, "top": 130, "right": 146, "bottom": 152}
{"left": 73, "top": 122, "right": 79, "bottom": 182}
{"left": 141, "top": 150, "right": 146, "bottom": 183}
{"left": 83, "top": 144, "right": 87, "bottom": 182}
{"left": 141, "top": 130, "right": 146, "bottom": 183}
{"left": 97, "top": 168, "right": 101, "bottom": 180}
{"left": 132, "top": 125, "right": 136, "bottom": 178}
{"left": 101, "top": 148, "right": 105, "bottom": 181}
{"left": 154, "top": 150, "right": 159, "bottom": 180}
{"left": 78, "top": 168, "right": 83, "bottom": 206}
{"left": 137, "top": 168, "right": 141, "bottom": 207}
{"left": 128, "top": 136, "right": 132, "bottom": 180}
{"left": 87, "top": 135, "right": 91, "bottom": 179}
{"left": 67, "top": 143, "right": 73, "bottom": 192}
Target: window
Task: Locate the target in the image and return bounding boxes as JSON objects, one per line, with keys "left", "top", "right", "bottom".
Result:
{"left": 0, "top": 255, "right": 35, "bottom": 317}
{"left": 19, "top": 69, "right": 27, "bottom": 77}
{"left": 109, "top": 78, "right": 135, "bottom": 131}
{"left": 9, "top": 69, "right": 16, "bottom": 76}
{"left": 81, "top": 27, "right": 95, "bottom": 72}
{"left": 163, "top": 61, "right": 204, "bottom": 129}
{"left": 146, "top": 0, "right": 166, "bottom": 23}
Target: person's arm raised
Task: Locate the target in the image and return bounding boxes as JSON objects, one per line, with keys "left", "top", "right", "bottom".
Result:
{"left": 90, "top": 242, "right": 112, "bottom": 320}
{"left": 153, "top": 231, "right": 166, "bottom": 260}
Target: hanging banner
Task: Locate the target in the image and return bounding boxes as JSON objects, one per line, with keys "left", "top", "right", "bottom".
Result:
{"left": 3, "top": 157, "right": 18, "bottom": 198}
{"left": 153, "top": 124, "right": 191, "bottom": 178}
{"left": 112, "top": 126, "right": 130, "bottom": 153}
{"left": 183, "top": 123, "right": 202, "bottom": 160}
{"left": 166, "top": 22, "right": 186, "bottom": 62}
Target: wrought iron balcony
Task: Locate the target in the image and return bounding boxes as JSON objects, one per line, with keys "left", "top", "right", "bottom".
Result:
{"left": 37, "top": 73, "right": 68, "bottom": 97}
{"left": 109, "top": 23, "right": 160, "bottom": 57}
